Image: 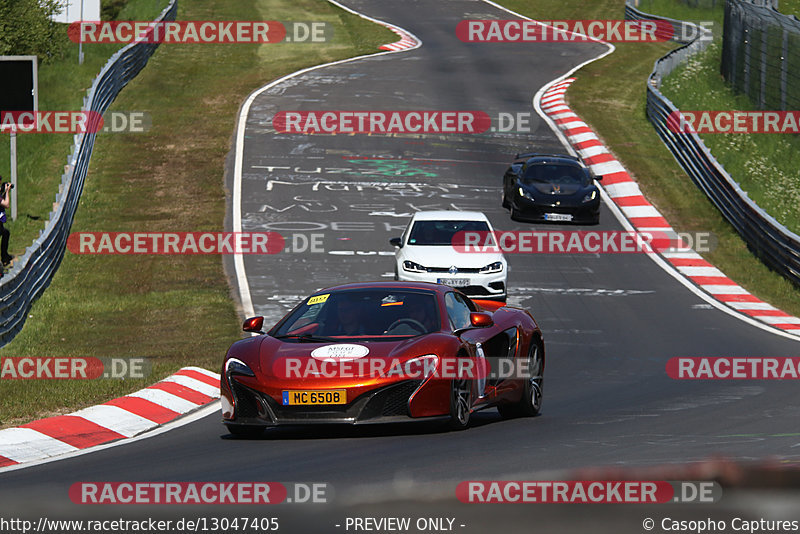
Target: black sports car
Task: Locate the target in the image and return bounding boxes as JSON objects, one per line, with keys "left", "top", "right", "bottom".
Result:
{"left": 502, "top": 153, "right": 602, "bottom": 224}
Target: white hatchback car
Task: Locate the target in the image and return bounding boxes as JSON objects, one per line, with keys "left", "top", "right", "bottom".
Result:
{"left": 390, "top": 211, "right": 507, "bottom": 302}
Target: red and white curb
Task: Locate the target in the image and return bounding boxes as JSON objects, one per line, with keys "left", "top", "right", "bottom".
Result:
{"left": 327, "top": 0, "right": 420, "bottom": 54}
{"left": 540, "top": 78, "right": 800, "bottom": 337}
{"left": 379, "top": 23, "right": 420, "bottom": 52}
{"left": 0, "top": 367, "right": 219, "bottom": 468}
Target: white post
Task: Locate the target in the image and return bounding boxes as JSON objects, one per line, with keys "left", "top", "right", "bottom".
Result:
{"left": 79, "top": 0, "right": 85, "bottom": 65}
{"left": 10, "top": 132, "right": 17, "bottom": 221}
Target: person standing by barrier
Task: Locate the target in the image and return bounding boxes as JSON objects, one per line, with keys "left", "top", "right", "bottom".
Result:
{"left": 0, "top": 175, "right": 14, "bottom": 271}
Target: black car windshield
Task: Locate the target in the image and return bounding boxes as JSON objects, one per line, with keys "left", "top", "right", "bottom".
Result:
{"left": 273, "top": 289, "right": 441, "bottom": 339}
{"left": 408, "top": 220, "right": 492, "bottom": 246}
{"left": 522, "top": 163, "right": 589, "bottom": 186}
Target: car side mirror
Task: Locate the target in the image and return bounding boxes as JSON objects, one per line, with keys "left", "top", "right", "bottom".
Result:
{"left": 454, "top": 312, "right": 494, "bottom": 336}
{"left": 390, "top": 237, "right": 402, "bottom": 248}
{"left": 470, "top": 312, "right": 493, "bottom": 328}
{"left": 243, "top": 316, "right": 264, "bottom": 333}
{"left": 595, "top": 175, "right": 603, "bottom": 182}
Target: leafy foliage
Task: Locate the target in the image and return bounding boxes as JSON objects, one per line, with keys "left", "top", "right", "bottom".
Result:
{"left": 0, "top": 0, "right": 66, "bottom": 62}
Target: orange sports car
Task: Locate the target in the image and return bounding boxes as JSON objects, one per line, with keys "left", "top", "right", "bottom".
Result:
{"left": 220, "top": 281, "right": 544, "bottom": 436}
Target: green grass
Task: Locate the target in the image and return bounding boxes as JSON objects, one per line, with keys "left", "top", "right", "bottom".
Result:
{"left": 661, "top": 41, "right": 800, "bottom": 234}
{"left": 632, "top": 0, "right": 724, "bottom": 25}
{"left": 0, "top": 0, "right": 393, "bottom": 427}
{"left": 495, "top": 0, "right": 800, "bottom": 316}
{"left": 777, "top": 0, "right": 800, "bottom": 17}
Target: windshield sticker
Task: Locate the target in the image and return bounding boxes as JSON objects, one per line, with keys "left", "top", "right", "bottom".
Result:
{"left": 311, "top": 344, "right": 370, "bottom": 361}
{"left": 307, "top": 294, "right": 330, "bottom": 305}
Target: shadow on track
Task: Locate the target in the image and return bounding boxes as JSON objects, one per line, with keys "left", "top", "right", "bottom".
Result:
{"left": 219, "top": 409, "right": 524, "bottom": 440}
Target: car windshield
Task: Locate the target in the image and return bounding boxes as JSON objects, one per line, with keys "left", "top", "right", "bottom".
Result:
{"left": 272, "top": 289, "right": 440, "bottom": 339}
{"left": 408, "top": 220, "right": 492, "bottom": 246}
{"left": 522, "top": 163, "right": 588, "bottom": 186}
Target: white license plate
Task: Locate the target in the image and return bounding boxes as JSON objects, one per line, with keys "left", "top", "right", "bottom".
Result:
{"left": 544, "top": 213, "right": 573, "bottom": 221}
{"left": 437, "top": 278, "right": 469, "bottom": 287}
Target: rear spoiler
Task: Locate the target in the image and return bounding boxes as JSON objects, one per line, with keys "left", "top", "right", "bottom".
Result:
{"left": 515, "top": 152, "right": 580, "bottom": 161}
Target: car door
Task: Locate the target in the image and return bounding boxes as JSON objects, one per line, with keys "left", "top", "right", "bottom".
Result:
{"left": 445, "top": 291, "right": 490, "bottom": 398}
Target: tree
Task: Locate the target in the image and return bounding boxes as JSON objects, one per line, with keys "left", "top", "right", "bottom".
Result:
{"left": 0, "top": 0, "right": 66, "bottom": 62}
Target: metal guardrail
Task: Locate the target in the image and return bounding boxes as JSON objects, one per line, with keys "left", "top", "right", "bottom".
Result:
{"left": 0, "top": 1, "right": 177, "bottom": 347}
{"left": 626, "top": 0, "right": 800, "bottom": 287}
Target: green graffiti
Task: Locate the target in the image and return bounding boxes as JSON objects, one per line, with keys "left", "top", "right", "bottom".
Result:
{"left": 349, "top": 159, "right": 438, "bottom": 179}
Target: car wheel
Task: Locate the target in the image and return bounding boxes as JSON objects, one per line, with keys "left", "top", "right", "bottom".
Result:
{"left": 449, "top": 377, "right": 472, "bottom": 430}
{"left": 225, "top": 424, "right": 266, "bottom": 438}
{"left": 393, "top": 265, "right": 399, "bottom": 281}
{"left": 498, "top": 340, "right": 543, "bottom": 418}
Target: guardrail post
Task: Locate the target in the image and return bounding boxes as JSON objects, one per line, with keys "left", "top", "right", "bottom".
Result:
{"left": 759, "top": 18, "right": 768, "bottom": 108}
{"left": 781, "top": 27, "right": 788, "bottom": 110}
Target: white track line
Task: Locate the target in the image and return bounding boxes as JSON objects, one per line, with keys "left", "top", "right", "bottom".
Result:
{"left": 232, "top": 0, "right": 421, "bottom": 318}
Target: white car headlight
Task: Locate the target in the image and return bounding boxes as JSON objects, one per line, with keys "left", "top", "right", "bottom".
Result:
{"left": 518, "top": 187, "right": 534, "bottom": 201}
{"left": 479, "top": 261, "right": 504, "bottom": 274}
{"left": 583, "top": 190, "right": 597, "bottom": 203}
{"left": 402, "top": 260, "right": 427, "bottom": 273}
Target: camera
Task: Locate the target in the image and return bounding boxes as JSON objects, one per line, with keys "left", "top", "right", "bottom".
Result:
{"left": 1, "top": 182, "right": 13, "bottom": 192}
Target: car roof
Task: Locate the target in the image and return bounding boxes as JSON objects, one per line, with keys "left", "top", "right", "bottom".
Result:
{"left": 410, "top": 210, "right": 489, "bottom": 222}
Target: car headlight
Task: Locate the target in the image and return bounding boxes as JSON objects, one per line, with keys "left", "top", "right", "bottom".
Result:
{"left": 583, "top": 190, "right": 597, "bottom": 203}
{"left": 518, "top": 187, "right": 535, "bottom": 201}
{"left": 402, "top": 260, "right": 428, "bottom": 273}
{"left": 479, "top": 261, "right": 504, "bottom": 274}
{"left": 385, "top": 355, "right": 439, "bottom": 380}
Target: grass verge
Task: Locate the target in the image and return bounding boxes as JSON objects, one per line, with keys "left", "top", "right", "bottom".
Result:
{"left": 495, "top": 0, "right": 800, "bottom": 316}
{"left": 0, "top": 2, "right": 163, "bottom": 264}
{"left": 660, "top": 29, "right": 800, "bottom": 236}
{"left": 0, "top": 0, "right": 393, "bottom": 427}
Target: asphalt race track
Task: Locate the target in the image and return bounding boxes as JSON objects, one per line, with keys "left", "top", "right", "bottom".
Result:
{"left": 2, "top": 0, "right": 800, "bottom": 531}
